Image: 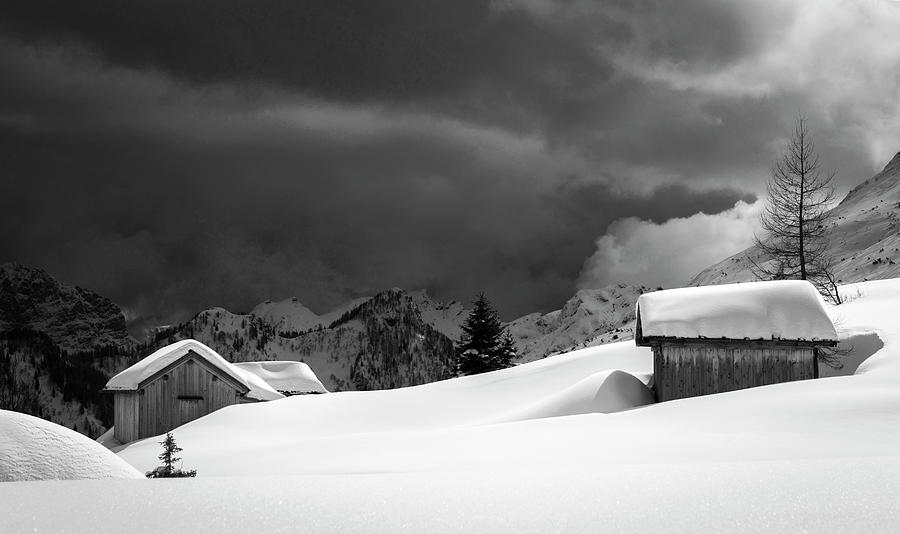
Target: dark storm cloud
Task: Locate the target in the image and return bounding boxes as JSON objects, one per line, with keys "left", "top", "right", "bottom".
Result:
{"left": 0, "top": 91, "right": 747, "bottom": 325}
{"left": 1, "top": 1, "right": 899, "bottom": 327}
{"left": 0, "top": 0, "right": 606, "bottom": 104}
{"left": 548, "top": 179, "right": 756, "bottom": 229}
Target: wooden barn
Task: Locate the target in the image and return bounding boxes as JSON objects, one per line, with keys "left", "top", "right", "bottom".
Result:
{"left": 103, "top": 339, "right": 282, "bottom": 443}
{"left": 635, "top": 280, "right": 838, "bottom": 402}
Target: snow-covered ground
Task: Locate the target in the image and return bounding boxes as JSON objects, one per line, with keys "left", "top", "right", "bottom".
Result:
{"left": 4, "top": 279, "right": 900, "bottom": 532}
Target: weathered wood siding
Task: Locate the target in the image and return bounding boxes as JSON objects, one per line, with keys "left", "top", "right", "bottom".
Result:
{"left": 113, "top": 391, "right": 140, "bottom": 443}
{"left": 134, "top": 351, "right": 246, "bottom": 439}
{"left": 653, "top": 341, "right": 817, "bottom": 402}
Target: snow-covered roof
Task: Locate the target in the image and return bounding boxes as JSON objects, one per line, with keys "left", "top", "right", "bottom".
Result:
{"left": 233, "top": 361, "right": 329, "bottom": 394}
{"left": 635, "top": 280, "right": 837, "bottom": 344}
{"left": 104, "top": 339, "right": 283, "bottom": 401}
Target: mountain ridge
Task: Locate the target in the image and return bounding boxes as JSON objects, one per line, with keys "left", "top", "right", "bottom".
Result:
{"left": 690, "top": 152, "right": 900, "bottom": 287}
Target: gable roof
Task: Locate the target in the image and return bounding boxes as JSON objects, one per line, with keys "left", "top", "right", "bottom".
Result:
{"left": 635, "top": 280, "right": 838, "bottom": 345}
{"left": 104, "top": 339, "right": 283, "bottom": 401}
{"left": 233, "top": 361, "right": 329, "bottom": 394}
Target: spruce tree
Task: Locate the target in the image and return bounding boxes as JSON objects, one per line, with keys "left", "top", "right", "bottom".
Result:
{"left": 456, "top": 293, "right": 515, "bottom": 375}
{"left": 158, "top": 432, "right": 182, "bottom": 476}
{"left": 147, "top": 431, "right": 197, "bottom": 478}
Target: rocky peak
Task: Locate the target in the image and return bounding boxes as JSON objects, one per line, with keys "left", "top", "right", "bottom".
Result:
{"left": 0, "top": 262, "right": 133, "bottom": 352}
{"left": 556, "top": 284, "right": 644, "bottom": 328}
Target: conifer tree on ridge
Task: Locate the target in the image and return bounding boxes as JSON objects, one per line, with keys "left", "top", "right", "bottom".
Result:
{"left": 455, "top": 293, "right": 516, "bottom": 376}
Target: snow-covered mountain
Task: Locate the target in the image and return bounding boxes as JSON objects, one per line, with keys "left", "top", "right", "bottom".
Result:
{"left": 507, "top": 284, "right": 649, "bottom": 362}
{"left": 158, "top": 283, "right": 649, "bottom": 383}
{"left": 690, "top": 151, "right": 900, "bottom": 287}
{"left": 249, "top": 297, "right": 322, "bottom": 334}
{"left": 156, "top": 289, "right": 458, "bottom": 392}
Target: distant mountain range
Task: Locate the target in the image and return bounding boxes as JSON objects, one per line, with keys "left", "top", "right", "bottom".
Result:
{"left": 0, "top": 261, "right": 648, "bottom": 437}
{"left": 1, "top": 149, "right": 898, "bottom": 438}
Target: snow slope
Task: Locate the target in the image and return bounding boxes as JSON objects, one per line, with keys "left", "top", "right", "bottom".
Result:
{"left": 112, "top": 278, "right": 897, "bottom": 475}
{"left": 691, "top": 151, "right": 900, "bottom": 287}
{"left": 0, "top": 409, "right": 142, "bottom": 481}
{"left": 115, "top": 341, "right": 654, "bottom": 474}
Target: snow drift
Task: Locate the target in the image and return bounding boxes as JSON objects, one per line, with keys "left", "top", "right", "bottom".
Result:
{"left": 486, "top": 369, "right": 654, "bottom": 423}
{"left": 0, "top": 409, "right": 142, "bottom": 481}
{"left": 115, "top": 341, "right": 654, "bottom": 475}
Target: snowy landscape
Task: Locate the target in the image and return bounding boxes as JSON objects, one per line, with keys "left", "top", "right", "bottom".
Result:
{"left": 3, "top": 1, "right": 900, "bottom": 532}
{"left": 4, "top": 277, "right": 900, "bottom": 532}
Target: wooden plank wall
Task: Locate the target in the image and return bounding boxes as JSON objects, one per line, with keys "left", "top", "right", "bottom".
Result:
{"left": 654, "top": 341, "right": 816, "bottom": 402}
{"left": 136, "top": 355, "right": 244, "bottom": 439}
{"left": 113, "top": 392, "right": 140, "bottom": 443}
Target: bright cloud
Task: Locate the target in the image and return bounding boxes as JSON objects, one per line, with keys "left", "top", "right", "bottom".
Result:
{"left": 577, "top": 200, "right": 763, "bottom": 290}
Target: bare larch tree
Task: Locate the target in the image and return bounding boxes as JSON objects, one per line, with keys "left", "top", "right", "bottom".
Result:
{"left": 753, "top": 115, "right": 842, "bottom": 304}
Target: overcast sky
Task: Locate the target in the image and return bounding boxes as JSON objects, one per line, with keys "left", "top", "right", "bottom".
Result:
{"left": 1, "top": 0, "right": 899, "bottom": 328}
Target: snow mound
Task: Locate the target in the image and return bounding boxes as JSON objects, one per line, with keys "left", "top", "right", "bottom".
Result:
{"left": 0, "top": 409, "right": 142, "bottom": 481}
{"left": 489, "top": 369, "right": 654, "bottom": 423}
{"left": 104, "top": 339, "right": 282, "bottom": 401}
{"left": 234, "top": 361, "right": 329, "bottom": 394}
{"left": 115, "top": 341, "right": 654, "bottom": 475}
{"left": 636, "top": 280, "right": 837, "bottom": 342}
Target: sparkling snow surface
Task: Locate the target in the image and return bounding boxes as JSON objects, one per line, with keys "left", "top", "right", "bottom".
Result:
{"left": 104, "top": 339, "right": 282, "bottom": 401}
{"left": 5, "top": 279, "right": 900, "bottom": 532}
{"left": 233, "top": 361, "right": 329, "bottom": 393}
{"left": 0, "top": 410, "right": 142, "bottom": 481}
{"left": 636, "top": 280, "right": 837, "bottom": 342}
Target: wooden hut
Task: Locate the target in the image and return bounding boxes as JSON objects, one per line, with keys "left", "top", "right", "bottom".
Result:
{"left": 635, "top": 280, "right": 838, "bottom": 402}
{"left": 103, "top": 339, "right": 282, "bottom": 443}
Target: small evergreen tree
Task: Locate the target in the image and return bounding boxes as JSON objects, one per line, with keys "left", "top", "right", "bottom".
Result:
{"left": 158, "top": 432, "right": 181, "bottom": 475}
{"left": 146, "top": 432, "right": 197, "bottom": 478}
{"left": 455, "top": 293, "right": 515, "bottom": 375}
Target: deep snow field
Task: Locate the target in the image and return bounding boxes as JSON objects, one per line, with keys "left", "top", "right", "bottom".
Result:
{"left": 4, "top": 279, "right": 900, "bottom": 532}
